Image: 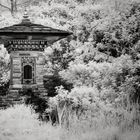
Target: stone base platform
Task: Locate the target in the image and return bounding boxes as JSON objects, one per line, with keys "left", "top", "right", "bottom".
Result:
{"left": 0, "top": 84, "right": 48, "bottom": 109}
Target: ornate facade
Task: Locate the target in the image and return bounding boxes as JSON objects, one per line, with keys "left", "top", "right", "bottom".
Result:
{"left": 0, "top": 12, "right": 71, "bottom": 94}
{"left": 5, "top": 40, "right": 47, "bottom": 52}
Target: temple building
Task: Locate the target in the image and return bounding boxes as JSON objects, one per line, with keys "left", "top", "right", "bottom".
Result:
{"left": 0, "top": 12, "right": 71, "bottom": 94}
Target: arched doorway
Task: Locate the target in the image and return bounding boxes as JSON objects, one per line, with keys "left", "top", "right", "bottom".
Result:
{"left": 24, "top": 65, "right": 32, "bottom": 79}
{"left": 23, "top": 65, "right": 33, "bottom": 84}
{"left": 21, "top": 57, "right": 36, "bottom": 84}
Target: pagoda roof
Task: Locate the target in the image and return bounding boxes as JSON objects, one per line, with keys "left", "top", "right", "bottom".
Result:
{"left": 0, "top": 22, "right": 71, "bottom": 35}
{"left": 0, "top": 11, "right": 72, "bottom": 42}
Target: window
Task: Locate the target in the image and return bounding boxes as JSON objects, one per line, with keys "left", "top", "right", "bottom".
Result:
{"left": 24, "top": 65, "right": 32, "bottom": 79}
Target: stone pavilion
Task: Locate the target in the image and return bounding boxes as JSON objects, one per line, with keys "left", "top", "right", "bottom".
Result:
{"left": 0, "top": 12, "right": 71, "bottom": 94}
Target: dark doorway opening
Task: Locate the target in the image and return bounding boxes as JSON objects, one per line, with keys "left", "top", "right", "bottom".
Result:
{"left": 24, "top": 65, "right": 32, "bottom": 79}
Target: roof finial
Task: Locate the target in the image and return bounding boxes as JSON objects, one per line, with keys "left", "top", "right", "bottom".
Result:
{"left": 23, "top": 8, "right": 28, "bottom": 18}
{"left": 21, "top": 8, "right": 31, "bottom": 24}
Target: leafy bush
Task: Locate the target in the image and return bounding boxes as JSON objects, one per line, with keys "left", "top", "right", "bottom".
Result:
{"left": 43, "top": 74, "right": 73, "bottom": 97}
{"left": 0, "top": 81, "right": 9, "bottom": 95}
{"left": 60, "top": 54, "right": 140, "bottom": 106}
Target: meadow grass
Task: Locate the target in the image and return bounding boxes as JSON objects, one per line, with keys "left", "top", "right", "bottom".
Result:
{"left": 0, "top": 104, "right": 140, "bottom": 140}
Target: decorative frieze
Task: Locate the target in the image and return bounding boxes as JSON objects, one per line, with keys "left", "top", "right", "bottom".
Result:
{"left": 21, "top": 57, "right": 35, "bottom": 64}
{"left": 5, "top": 40, "right": 47, "bottom": 52}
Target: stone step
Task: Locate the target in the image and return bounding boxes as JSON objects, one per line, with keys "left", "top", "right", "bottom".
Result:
{"left": 0, "top": 89, "right": 23, "bottom": 108}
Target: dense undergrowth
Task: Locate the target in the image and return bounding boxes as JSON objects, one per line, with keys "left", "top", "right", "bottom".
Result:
{"left": 0, "top": 104, "right": 140, "bottom": 140}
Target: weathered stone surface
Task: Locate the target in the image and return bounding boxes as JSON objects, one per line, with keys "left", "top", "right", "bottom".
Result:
{"left": 13, "top": 73, "right": 21, "bottom": 77}
{"left": 36, "top": 67, "right": 44, "bottom": 75}
{"left": 36, "top": 78, "right": 43, "bottom": 84}
{"left": 36, "top": 60, "right": 45, "bottom": 65}
{"left": 36, "top": 77, "right": 43, "bottom": 81}
{"left": 24, "top": 52, "right": 38, "bottom": 57}
{"left": 13, "top": 65, "right": 21, "bottom": 69}
{"left": 13, "top": 58, "right": 21, "bottom": 64}
{"left": 36, "top": 78, "right": 43, "bottom": 81}
{"left": 10, "top": 52, "right": 19, "bottom": 57}
{"left": 36, "top": 70, "right": 44, "bottom": 75}
{"left": 13, "top": 66, "right": 21, "bottom": 71}
{"left": 8, "top": 50, "right": 45, "bottom": 92}
{"left": 36, "top": 64, "right": 44, "bottom": 68}
{"left": 12, "top": 79, "right": 21, "bottom": 84}
{"left": 36, "top": 74, "right": 43, "bottom": 77}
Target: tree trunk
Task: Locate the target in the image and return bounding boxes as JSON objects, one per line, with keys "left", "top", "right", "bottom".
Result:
{"left": 10, "top": 0, "right": 17, "bottom": 16}
{"left": 14, "top": 0, "right": 17, "bottom": 12}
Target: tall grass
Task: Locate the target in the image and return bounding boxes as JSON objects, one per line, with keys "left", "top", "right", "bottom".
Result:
{"left": 0, "top": 104, "right": 140, "bottom": 140}
{"left": 0, "top": 104, "right": 63, "bottom": 140}
{"left": 53, "top": 100, "right": 140, "bottom": 140}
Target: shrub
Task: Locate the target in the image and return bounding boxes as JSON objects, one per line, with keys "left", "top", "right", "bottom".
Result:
{"left": 0, "top": 80, "right": 9, "bottom": 95}
{"left": 60, "top": 54, "right": 140, "bottom": 106}
{"left": 43, "top": 74, "right": 73, "bottom": 97}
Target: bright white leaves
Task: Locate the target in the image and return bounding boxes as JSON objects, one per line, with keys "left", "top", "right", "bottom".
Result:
{"left": 50, "top": 85, "right": 100, "bottom": 110}
{"left": 0, "top": 44, "right": 10, "bottom": 84}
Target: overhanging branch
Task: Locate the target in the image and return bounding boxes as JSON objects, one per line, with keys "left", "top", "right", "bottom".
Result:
{"left": 17, "top": 1, "right": 31, "bottom": 6}
{"left": 17, "top": 0, "right": 36, "bottom": 6}
{"left": 0, "top": 3, "right": 11, "bottom": 11}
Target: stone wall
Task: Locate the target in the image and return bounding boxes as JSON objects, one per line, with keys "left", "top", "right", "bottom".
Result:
{"left": 11, "top": 55, "right": 22, "bottom": 88}
{"left": 36, "top": 52, "right": 45, "bottom": 85}
{"left": 9, "top": 51, "right": 46, "bottom": 92}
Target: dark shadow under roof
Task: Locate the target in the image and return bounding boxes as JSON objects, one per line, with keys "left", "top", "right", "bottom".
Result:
{"left": 0, "top": 12, "right": 72, "bottom": 36}
{"left": 0, "top": 22, "right": 72, "bottom": 35}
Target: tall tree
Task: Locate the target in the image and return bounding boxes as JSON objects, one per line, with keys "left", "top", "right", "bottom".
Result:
{"left": 0, "top": 0, "right": 35, "bottom": 16}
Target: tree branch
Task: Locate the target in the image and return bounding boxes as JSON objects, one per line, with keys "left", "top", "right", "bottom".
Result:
{"left": 17, "top": 0, "right": 36, "bottom": 6}
{"left": 0, "top": 3, "right": 11, "bottom": 11}
{"left": 17, "top": 1, "right": 30, "bottom": 6}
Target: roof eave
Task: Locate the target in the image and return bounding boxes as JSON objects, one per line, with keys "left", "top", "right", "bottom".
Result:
{"left": 0, "top": 31, "right": 72, "bottom": 36}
